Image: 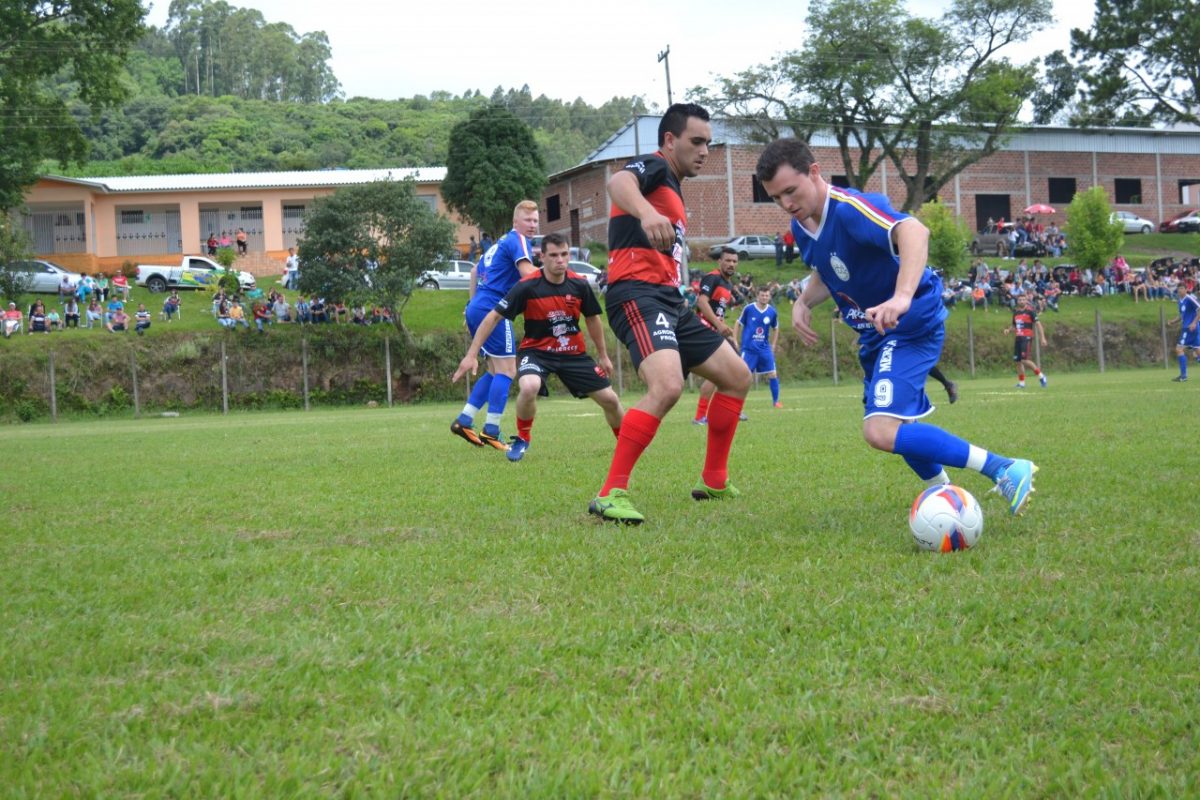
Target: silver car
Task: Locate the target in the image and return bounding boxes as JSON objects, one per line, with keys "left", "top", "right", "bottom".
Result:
{"left": 707, "top": 235, "right": 777, "bottom": 260}
{"left": 568, "top": 260, "right": 604, "bottom": 289}
{"left": 1110, "top": 211, "right": 1155, "bottom": 234}
{"left": 5, "top": 259, "right": 84, "bottom": 293}
{"left": 418, "top": 259, "right": 475, "bottom": 290}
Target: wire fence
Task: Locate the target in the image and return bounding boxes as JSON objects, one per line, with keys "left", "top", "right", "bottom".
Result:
{"left": 16, "top": 304, "right": 1179, "bottom": 424}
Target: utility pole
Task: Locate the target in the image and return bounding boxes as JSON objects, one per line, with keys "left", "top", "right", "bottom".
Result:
{"left": 657, "top": 46, "right": 672, "bottom": 106}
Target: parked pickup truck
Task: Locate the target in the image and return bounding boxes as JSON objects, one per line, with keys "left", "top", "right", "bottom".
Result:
{"left": 136, "top": 256, "right": 257, "bottom": 294}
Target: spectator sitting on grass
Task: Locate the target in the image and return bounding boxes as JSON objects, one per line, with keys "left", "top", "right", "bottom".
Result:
{"left": 295, "top": 296, "right": 311, "bottom": 324}
{"left": 134, "top": 303, "right": 152, "bottom": 335}
{"left": 272, "top": 294, "right": 291, "bottom": 323}
{"left": 46, "top": 307, "right": 62, "bottom": 331}
{"left": 253, "top": 300, "right": 272, "bottom": 333}
{"left": 106, "top": 308, "right": 128, "bottom": 333}
{"left": 310, "top": 296, "right": 327, "bottom": 323}
{"left": 3, "top": 302, "right": 22, "bottom": 337}
{"left": 162, "top": 291, "right": 181, "bottom": 321}
{"left": 216, "top": 301, "right": 234, "bottom": 329}
{"left": 28, "top": 301, "right": 48, "bottom": 334}
{"left": 106, "top": 296, "right": 123, "bottom": 325}
{"left": 63, "top": 297, "right": 80, "bottom": 328}
{"left": 352, "top": 305, "right": 368, "bottom": 325}
{"left": 85, "top": 298, "right": 103, "bottom": 329}
{"left": 229, "top": 299, "right": 249, "bottom": 329}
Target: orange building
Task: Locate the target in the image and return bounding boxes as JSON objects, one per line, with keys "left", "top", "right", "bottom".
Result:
{"left": 18, "top": 167, "right": 474, "bottom": 276}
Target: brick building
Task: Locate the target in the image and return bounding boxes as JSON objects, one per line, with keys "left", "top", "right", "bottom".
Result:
{"left": 539, "top": 116, "right": 1200, "bottom": 259}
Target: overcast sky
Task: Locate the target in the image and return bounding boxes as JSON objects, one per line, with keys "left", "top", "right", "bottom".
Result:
{"left": 146, "top": 0, "right": 1083, "bottom": 108}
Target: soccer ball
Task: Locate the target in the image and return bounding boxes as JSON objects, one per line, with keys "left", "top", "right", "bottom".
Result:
{"left": 908, "top": 484, "right": 984, "bottom": 552}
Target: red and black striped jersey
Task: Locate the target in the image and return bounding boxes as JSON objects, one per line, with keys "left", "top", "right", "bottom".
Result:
{"left": 607, "top": 152, "right": 687, "bottom": 287}
{"left": 1011, "top": 308, "right": 1038, "bottom": 338}
{"left": 697, "top": 270, "right": 734, "bottom": 329}
{"left": 495, "top": 270, "right": 601, "bottom": 354}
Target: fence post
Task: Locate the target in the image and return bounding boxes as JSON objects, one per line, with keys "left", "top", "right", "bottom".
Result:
{"left": 830, "top": 316, "right": 839, "bottom": 386}
{"left": 1161, "top": 305, "right": 1170, "bottom": 369}
{"left": 384, "top": 336, "right": 393, "bottom": 408}
{"left": 130, "top": 352, "right": 140, "bottom": 419}
{"left": 301, "top": 336, "right": 310, "bottom": 411}
{"left": 220, "top": 340, "right": 229, "bottom": 414}
{"left": 48, "top": 350, "right": 57, "bottom": 423}
{"left": 967, "top": 313, "right": 976, "bottom": 378}
{"left": 1095, "top": 308, "right": 1105, "bottom": 373}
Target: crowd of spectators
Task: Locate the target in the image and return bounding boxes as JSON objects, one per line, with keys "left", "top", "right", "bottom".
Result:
{"left": 209, "top": 288, "right": 396, "bottom": 332}
{"left": 983, "top": 216, "right": 1068, "bottom": 258}
{"left": 940, "top": 255, "right": 1200, "bottom": 314}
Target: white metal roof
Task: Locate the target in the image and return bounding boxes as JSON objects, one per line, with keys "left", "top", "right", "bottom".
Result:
{"left": 44, "top": 166, "right": 447, "bottom": 193}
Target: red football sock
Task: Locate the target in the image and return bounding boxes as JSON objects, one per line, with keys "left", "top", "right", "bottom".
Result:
{"left": 694, "top": 395, "right": 710, "bottom": 421}
{"left": 611, "top": 426, "right": 621, "bottom": 439}
{"left": 1017, "top": 370, "right": 1025, "bottom": 381}
{"left": 600, "top": 408, "right": 660, "bottom": 496}
{"left": 702, "top": 392, "right": 744, "bottom": 489}
{"left": 516, "top": 416, "right": 533, "bottom": 443}
{"left": 1032, "top": 367, "right": 1042, "bottom": 376}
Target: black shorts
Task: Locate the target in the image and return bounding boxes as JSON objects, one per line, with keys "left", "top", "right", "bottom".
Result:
{"left": 1013, "top": 336, "right": 1031, "bottom": 361}
{"left": 605, "top": 280, "right": 725, "bottom": 372}
{"left": 517, "top": 349, "right": 611, "bottom": 398}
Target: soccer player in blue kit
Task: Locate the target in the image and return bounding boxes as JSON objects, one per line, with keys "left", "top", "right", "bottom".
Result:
{"left": 451, "top": 200, "right": 540, "bottom": 451}
{"left": 1169, "top": 280, "right": 1200, "bottom": 382}
{"left": 734, "top": 286, "right": 783, "bottom": 408}
{"left": 756, "top": 138, "right": 1037, "bottom": 515}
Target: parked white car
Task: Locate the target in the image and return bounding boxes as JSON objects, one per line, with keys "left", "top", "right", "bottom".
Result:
{"left": 707, "top": 235, "right": 777, "bottom": 260}
{"left": 136, "top": 255, "right": 256, "bottom": 293}
{"left": 1111, "top": 211, "right": 1155, "bottom": 234}
{"left": 418, "top": 259, "right": 474, "bottom": 290}
{"left": 568, "top": 260, "right": 604, "bottom": 289}
{"left": 3, "top": 259, "right": 83, "bottom": 293}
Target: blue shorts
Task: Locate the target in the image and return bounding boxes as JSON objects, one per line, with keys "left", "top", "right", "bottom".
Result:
{"left": 741, "top": 346, "right": 776, "bottom": 374}
{"left": 859, "top": 325, "right": 942, "bottom": 420}
{"left": 1178, "top": 328, "right": 1200, "bottom": 349}
{"left": 465, "top": 299, "right": 516, "bottom": 358}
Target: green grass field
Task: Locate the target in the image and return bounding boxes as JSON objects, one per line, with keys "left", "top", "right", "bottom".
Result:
{"left": 2, "top": 370, "right": 1197, "bottom": 796}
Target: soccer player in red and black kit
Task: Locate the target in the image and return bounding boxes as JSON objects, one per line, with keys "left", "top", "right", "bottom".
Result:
{"left": 589, "top": 103, "right": 752, "bottom": 525}
{"left": 452, "top": 233, "right": 624, "bottom": 462}
{"left": 1003, "top": 295, "right": 1048, "bottom": 388}
{"left": 693, "top": 247, "right": 741, "bottom": 424}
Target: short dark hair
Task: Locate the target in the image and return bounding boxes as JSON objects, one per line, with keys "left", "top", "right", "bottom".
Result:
{"left": 720, "top": 247, "right": 737, "bottom": 257}
{"left": 658, "top": 103, "right": 710, "bottom": 146}
{"left": 755, "top": 138, "right": 816, "bottom": 183}
{"left": 541, "top": 232, "right": 570, "bottom": 252}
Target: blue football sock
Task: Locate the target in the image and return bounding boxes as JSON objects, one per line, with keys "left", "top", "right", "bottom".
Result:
{"left": 459, "top": 373, "right": 494, "bottom": 425}
{"left": 1180, "top": 354, "right": 1188, "bottom": 379}
{"left": 487, "top": 373, "right": 512, "bottom": 418}
{"left": 902, "top": 455, "right": 945, "bottom": 482}
{"left": 892, "top": 422, "right": 970, "bottom": 470}
{"left": 769, "top": 377, "right": 780, "bottom": 403}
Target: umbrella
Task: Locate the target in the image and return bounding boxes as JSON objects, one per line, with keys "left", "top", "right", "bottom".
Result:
{"left": 1023, "top": 203, "right": 1056, "bottom": 215}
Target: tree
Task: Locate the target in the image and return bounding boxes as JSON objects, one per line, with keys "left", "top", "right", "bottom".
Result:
{"left": 917, "top": 200, "right": 971, "bottom": 277}
{"left": 442, "top": 105, "right": 546, "bottom": 236}
{"left": 691, "top": 0, "right": 1051, "bottom": 211}
{"left": 0, "top": 0, "right": 146, "bottom": 211}
{"left": 297, "top": 180, "right": 455, "bottom": 339}
{"left": 0, "top": 217, "right": 33, "bottom": 304}
{"left": 1065, "top": 186, "right": 1124, "bottom": 271}
{"left": 1070, "top": 0, "right": 1200, "bottom": 125}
